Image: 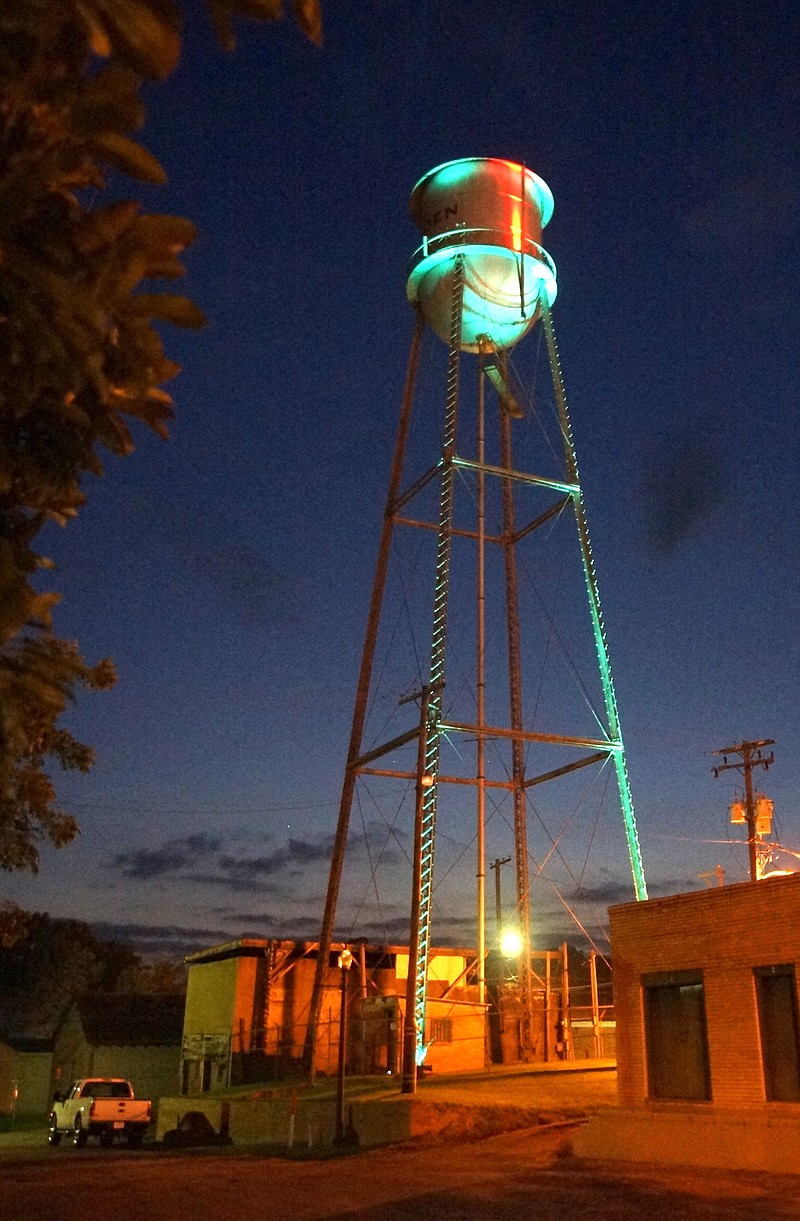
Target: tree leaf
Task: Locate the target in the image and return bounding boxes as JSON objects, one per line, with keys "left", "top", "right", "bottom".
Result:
{"left": 292, "top": 0, "right": 322, "bottom": 46}
{"left": 74, "top": 201, "right": 141, "bottom": 254}
{"left": 90, "top": 132, "right": 168, "bottom": 185}
{"left": 126, "top": 293, "right": 207, "bottom": 328}
{"left": 72, "top": 66, "right": 147, "bottom": 135}
{"left": 76, "top": 0, "right": 182, "bottom": 81}
{"left": 127, "top": 213, "right": 198, "bottom": 254}
{"left": 29, "top": 592, "right": 62, "bottom": 631}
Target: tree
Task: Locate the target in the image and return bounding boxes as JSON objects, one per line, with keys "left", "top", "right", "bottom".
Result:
{"left": 0, "top": 902, "right": 142, "bottom": 1036}
{"left": 0, "top": 0, "right": 321, "bottom": 870}
{"left": 0, "top": 636, "right": 115, "bottom": 870}
{"left": 116, "top": 955, "right": 187, "bottom": 995}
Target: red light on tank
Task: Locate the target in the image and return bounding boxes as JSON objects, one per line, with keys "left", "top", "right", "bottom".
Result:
{"left": 509, "top": 199, "right": 523, "bottom": 252}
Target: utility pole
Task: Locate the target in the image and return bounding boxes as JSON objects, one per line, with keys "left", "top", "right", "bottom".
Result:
{"left": 712, "top": 739, "right": 775, "bottom": 882}
{"left": 490, "top": 856, "right": 512, "bottom": 941}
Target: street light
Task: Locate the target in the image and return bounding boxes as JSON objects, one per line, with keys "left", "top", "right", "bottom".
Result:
{"left": 500, "top": 928, "right": 522, "bottom": 958}
{"left": 499, "top": 927, "right": 522, "bottom": 988}
{"left": 335, "top": 947, "right": 356, "bottom": 1146}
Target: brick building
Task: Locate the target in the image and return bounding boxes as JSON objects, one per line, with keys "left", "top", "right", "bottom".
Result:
{"left": 576, "top": 873, "right": 800, "bottom": 1173}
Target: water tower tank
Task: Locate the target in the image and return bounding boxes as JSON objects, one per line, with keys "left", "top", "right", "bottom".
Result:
{"left": 406, "top": 157, "right": 558, "bottom": 352}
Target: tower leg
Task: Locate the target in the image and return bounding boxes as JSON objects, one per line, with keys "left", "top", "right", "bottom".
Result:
{"left": 498, "top": 390, "right": 535, "bottom": 1057}
{"left": 540, "top": 303, "right": 647, "bottom": 900}
{"left": 409, "top": 255, "right": 465, "bottom": 1073}
{"left": 303, "top": 315, "right": 425, "bottom": 1076}
{"left": 476, "top": 356, "right": 487, "bottom": 1011}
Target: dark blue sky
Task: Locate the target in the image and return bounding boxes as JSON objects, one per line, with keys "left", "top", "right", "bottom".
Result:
{"left": 5, "top": 0, "right": 800, "bottom": 957}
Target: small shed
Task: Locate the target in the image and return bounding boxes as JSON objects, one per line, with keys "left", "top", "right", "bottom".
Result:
{"left": 52, "top": 994, "right": 184, "bottom": 1103}
{"left": 0, "top": 1036, "right": 52, "bottom": 1118}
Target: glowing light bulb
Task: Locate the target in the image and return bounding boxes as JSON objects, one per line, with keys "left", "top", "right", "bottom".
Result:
{"left": 500, "top": 929, "right": 522, "bottom": 957}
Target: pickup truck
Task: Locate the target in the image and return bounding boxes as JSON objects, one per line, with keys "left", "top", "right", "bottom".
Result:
{"left": 48, "top": 1078, "right": 152, "bottom": 1148}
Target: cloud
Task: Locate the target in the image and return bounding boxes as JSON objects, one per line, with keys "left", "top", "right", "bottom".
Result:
{"left": 92, "top": 920, "right": 228, "bottom": 943}
{"left": 112, "top": 833, "right": 222, "bottom": 879}
{"left": 136, "top": 499, "right": 311, "bottom": 632}
{"left": 113, "top": 820, "right": 403, "bottom": 893}
{"left": 683, "top": 173, "right": 797, "bottom": 252}
{"left": 216, "top": 836, "right": 335, "bottom": 884}
{"left": 187, "top": 872, "right": 284, "bottom": 895}
{"left": 111, "top": 828, "right": 342, "bottom": 892}
{"left": 198, "top": 542, "right": 308, "bottom": 632}
{"left": 89, "top": 920, "right": 234, "bottom": 958}
{"left": 329, "top": 911, "right": 477, "bottom": 948}
{"left": 186, "top": 823, "right": 401, "bottom": 893}
{"left": 348, "top": 819, "right": 406, "bottom": 866}
{"left": 639, "top": 431, "right": 724, "bottom": 554}
{"left": 569, "top": 880, "right": 643, "bottom": 906}
{"left": 641, "top": 876, "right": 703, "bottom": 899}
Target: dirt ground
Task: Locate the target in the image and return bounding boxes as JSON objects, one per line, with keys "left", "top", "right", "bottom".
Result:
{"left": 4, "top": 1123, "right": 800, "bottom": 1220}
{"left": 4, "top": 1067, "right": 800, "bottom": 1218}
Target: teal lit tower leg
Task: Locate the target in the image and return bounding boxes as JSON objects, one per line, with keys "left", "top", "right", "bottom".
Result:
{"left": 541, "top": 303, "right": 647, "bottom": 900}
{"left": 402, "top": 256, "right": 465, "bottom": 1089}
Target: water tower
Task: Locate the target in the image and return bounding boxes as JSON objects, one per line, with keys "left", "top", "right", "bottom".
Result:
{"left": 305, "top": 158, "right": 647, "bottom": 1087}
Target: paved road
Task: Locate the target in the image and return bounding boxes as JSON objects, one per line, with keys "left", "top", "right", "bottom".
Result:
{"left": 3, "top": 1125, "right": 800, "bottom": 1220}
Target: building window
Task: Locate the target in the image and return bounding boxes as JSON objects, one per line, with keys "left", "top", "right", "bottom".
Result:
{"left": 428, "top": 1017, "right": 453, "bottom": 1044}
{"left": 643, "top": 971, "right": 711, "bottom": 1101}
{"left": 755, "top": 965, "right": 800, "bottom": 1101}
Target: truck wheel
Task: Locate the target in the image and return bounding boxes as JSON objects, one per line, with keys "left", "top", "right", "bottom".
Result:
{"left": 71, "top": 1116, "right": 87, "bottom": 1148}
{"left": 127, "top": 1129, "right": 144, "bottom": 1149}
{"left": 47, "top": 1116, "right": 61, "bottom": 1146}
{"left": 99, "top": 1131, "right": 114, "bottom": 1148}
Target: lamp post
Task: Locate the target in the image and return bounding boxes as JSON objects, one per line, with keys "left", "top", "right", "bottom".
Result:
{"left": 335, "top": 947, "right": 354, "bottom": 1145}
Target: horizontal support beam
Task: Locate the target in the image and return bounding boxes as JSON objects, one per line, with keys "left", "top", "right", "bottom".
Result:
{"left": 355, "top": 767, "right": 514, "bottom": 790}
{"left": 452, "top": 456, "right": 578, "bottom": 498}
{"left": 394, "top": 516, "right": 504, "bottom": 545}
{"left": 351, "top": 724, "right": 420, "bottom": 770}
{"left": 440, "top": 720, "right": 620, "bottom": 753}
{"left": 523, "top": 750, "right": 611, "bottom": 789}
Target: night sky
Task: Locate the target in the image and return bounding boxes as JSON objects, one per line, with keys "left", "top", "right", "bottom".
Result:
{"left": 4, "top": 0, "right": 800, "bottom": 959}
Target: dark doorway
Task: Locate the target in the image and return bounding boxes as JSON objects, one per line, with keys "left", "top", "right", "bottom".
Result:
{"left": 643, "top": 971, "right": 711, "bottom": 1101}
{"left": 755, "top": 965, "right": 800, "bottom": 1101}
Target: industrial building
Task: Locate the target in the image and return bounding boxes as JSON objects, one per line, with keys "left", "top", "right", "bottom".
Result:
{"left": 180, "top": 939, "right": 488, "bottom": 1091}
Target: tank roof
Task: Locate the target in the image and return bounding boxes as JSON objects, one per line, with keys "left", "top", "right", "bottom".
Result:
{"left": 409, "top": 157, "right": 554, "bottom": 228}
